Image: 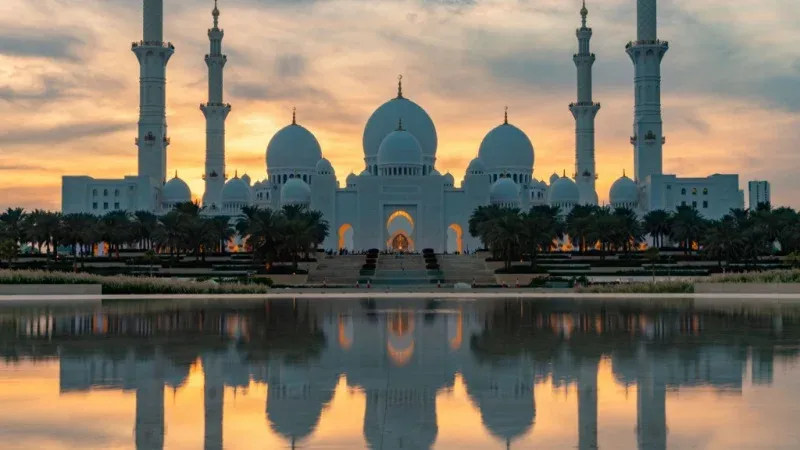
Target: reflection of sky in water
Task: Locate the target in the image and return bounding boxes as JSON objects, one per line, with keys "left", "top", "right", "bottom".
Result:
{"left": 1, "top": 300, "right": 800, "bottom": 450}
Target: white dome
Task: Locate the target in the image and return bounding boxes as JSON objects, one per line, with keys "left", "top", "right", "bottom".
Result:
{"left": 240, "top": 174, "right": 251, "bottom": 186}
{"left": 363, "top": 94, "right": 437, "bottom": 161}
{"left": 266, "top": 122, "right": 323, "bottom": 171}
{"left": 163, "top": 174, "right": 191, "bottom": 204}
{"left": 222, "top": 176, "right": 252, "bottom": 204}
{"left": 466, "top": 158, "right": 486, "bottom": 175}
{"left": 280, "top": 178, "right": 311, "bottom": 205}
{"left": 359, "top": 169, "right": 371, "bottom": 176}
{"left": 549, "top": 172, "right": 560, "bottom": 185}
{"left": 376, "top": 129, "right": 424, "bottom": 167}
{"left": 490, "top": 177, "right": 520, "bottom": 205}
{"left": 316, "top": 158, "right": 334, "bottom": 175}
{"left": 444, "top": 172, "right": 455, "bottom": 186}
{"left": 610, "top": 173, "right": 638, "bottom": 206}
{"left": 548, "top": 176, "right": 579, "bottom": 205}
{"left": 346, "top": 173, "right": 357, "bottom": 186}
{"left": 478, "top": 122, "right": 534, "bottom": 171}
{"left": 431, "top": 168, "right": 442, "bottom": 176}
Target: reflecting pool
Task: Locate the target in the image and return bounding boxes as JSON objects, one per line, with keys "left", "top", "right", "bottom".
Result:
{"left": 1, "top": 298, "right": 800, "bottom": 449}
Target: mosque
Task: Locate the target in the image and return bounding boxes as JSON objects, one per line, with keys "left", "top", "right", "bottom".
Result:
{"left": 61, "top": 0, "right": 747, "bottom": 253}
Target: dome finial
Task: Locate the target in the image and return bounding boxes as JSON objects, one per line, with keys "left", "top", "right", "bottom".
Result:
{"left": 504, "top": 106, "right": 508, "bottom": 125}
{"left": 623, "top": 168, "right": 626, "bottom": 177}
{"left": 234, "top": 169, "right": 238, "bottom": 178}
{"left": 563, "top": 169, "right": 567, "bottom": 178}
{"left": 397, "top": 117, "right": 404, "bottom": 131}
{"left": 397, "top": 74, "right": 403, "bottom": 98}
{"left": 292, "top": 106, "right": 296, "bottom": 125}
{"left": 174, "top": 170, "right": 178, "bottom": 179}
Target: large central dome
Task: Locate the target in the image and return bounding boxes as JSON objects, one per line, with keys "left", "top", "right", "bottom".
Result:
{"left": 478, "top": 122, "right": 534, "bottom": 171}
{"left": 362, "top": 79, "right": 437, "bottom": 162}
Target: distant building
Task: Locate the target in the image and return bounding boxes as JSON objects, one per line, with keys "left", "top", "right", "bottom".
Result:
{"left": 748, "top": 181, "right": 771, "bottom": 209}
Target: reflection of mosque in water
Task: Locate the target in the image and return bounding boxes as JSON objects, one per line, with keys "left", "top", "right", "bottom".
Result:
{"left": 2, "top": 300, "right": 798, "bottom": 450}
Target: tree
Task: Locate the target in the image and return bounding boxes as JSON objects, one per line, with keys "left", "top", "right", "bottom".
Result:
{"left": 644, "top": 246, "right": 659, "bottom": 283}
{"left": 0, "top": 208, "right": 26, "bottom": 246}
{"left": 565, "top": 205, "right": 597, "bottom": 253}
{"left": 642, "top": 209, "right": 671, "bottom": 248}
{"left": 133, "top": 211, "right": 159, "bottom": 250}
{"left": 611, "top": 207, "right": 643, "bottom": 254}
{"left": 209, "top": 216, "right": 235, "bottom": 253}
{"left": 670, "top": 205, "right": 705, "bottom": 254}
{"left": 0, "top": 238, "right": 18, "bottom": 268}
{"left": 521, "top": 205, "right": 562, "bottom": 269}
{"left": 99, "top": 211, "right": 133, "bottom": 258}
{"left": 702, "top": 216, "right": 743, "bottom": 268}
{"left": 62, "top": 213, "right": 98, "bottom": 268}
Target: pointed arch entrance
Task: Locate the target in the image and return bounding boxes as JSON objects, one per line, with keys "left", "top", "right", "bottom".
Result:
{"left": 385, "top": 209, "right": 415, "bottom": 252}
{"left": 446, "top": 223, "right": 463, "bottom": 254}
{"left": 338, "top": 224, "right": 354, "bottom": 251}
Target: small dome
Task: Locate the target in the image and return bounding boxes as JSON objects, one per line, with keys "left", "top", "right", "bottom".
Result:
{"left": 478, "top": 122, "right": 534, "bottom": 172}
{"left": 548, "top": 176, "right": 579, "bottom": 205}
{"left": 466, "top": 158, "right": 486, "bottom": 175}
{"left": 444, "top": 173, "right": 455, "bottom": 186}
{"left": 363, "top": 87, "right": 437, "bottom": 161}
{"left": 377, "top": 129, "right": 424, "bottom": 167}
{"left": 490, "top": 177, "right": 520, "bottom": 205}
{"left": 359, "top": 169, "right": 371, "bottom": 176}
{"left": 346, "top": 173, "right": 357, "bottom": 186}
{"left": 549, "top": 172, "right": 560, "bottom": 186}
{"left": 281, "top": 178, "right": 311, "bottom": 205}
{"left": 266, "top": 122, "right": 323, "bottom": 171}
{"left": 241, "top": 174, "right": 252, "bottom": 186}
{"left": 222, "top": 176, "right": 252, "bottom": 204}
{"left": 431, "top": 168, "right": 442, "bottom": 176}
{"left": 163, "top": 174, "right": 191, "bottom": 204}
{"left": 610, "top": 173, "right": 638, "bottom": 206}
{"left": 316, "top": 158, "right": 334, "bottom": 175}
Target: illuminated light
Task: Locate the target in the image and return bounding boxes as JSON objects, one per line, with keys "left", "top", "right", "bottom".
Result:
{"left": 338, "top": 223, "right": 354, "bottom": 250}
{"left": 338, "top": 315, "right": 353, "bottom": 350}
{"left": 447, "top": 223, "right": 464, "bottom": 253}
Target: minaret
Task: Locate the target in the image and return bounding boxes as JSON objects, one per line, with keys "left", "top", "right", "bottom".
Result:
{"left": 627, "top": 0, "right": 668, "bottom": 184}
{"left": 132, "top": 0, "right": 173, "bottom": 186}
{"left": 201, "top": 0, "right": 231, "bottom": 210}
{"left": 569, "top": 1, "right": 600, "bottom": 206}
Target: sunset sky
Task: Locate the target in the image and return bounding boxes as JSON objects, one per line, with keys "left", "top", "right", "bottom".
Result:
{"left": 1, "top": 0, "right": 798, "bottom": 210}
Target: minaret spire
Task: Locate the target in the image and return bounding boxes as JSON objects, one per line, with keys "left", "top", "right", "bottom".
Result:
{"left": 627, "top": 0, "right": 668, "bottom": 184}
{"left": 397, "top": 74, "right": 403, "bottom": 98}
{"left": 569, "top": 0, "right": 600, "bottom": 205}
{"left": 134, "top": 0, "right": 173, "bottom": 192}
{"left": 504, "top": 106, "right": 508, "bottom": 125}
{"left": 292, "top": 106, "right": 297, "bottom": 125}
{"left": 201, "top": 0, "right": 232, "bottom": 210}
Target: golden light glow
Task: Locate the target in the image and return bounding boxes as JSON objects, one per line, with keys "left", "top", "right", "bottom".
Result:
{"left": 337, "top": 223, "right": 353, "bottom": 250}
{"left": 448, "top": 223, "right": 464, "bottom": 253}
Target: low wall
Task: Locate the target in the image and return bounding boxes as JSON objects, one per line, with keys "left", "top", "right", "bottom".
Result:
{"left": 257, "top": 274, "right": 309, "bottom": 285}
{"left": 0, "top": 284, "right": 102, "bottom": 295}
{"left": 494, "top": 274, "right": 547, "bottom": 286}
{"left": 694, "top": 283, "right": 800, "bottom": 294}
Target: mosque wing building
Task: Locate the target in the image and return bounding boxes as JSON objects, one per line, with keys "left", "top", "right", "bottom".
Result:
{"left": 61, "top": 0, "right": 748, "bottom": 252}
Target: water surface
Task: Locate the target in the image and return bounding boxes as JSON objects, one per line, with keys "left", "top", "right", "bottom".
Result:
{"left": 1, "top": 298, "right": 799, "bottom": 449}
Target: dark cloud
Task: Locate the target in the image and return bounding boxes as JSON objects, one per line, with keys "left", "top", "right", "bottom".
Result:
{"left": 0, "top": 164, "right": 48, "bottom": 171}
{"left": 0, "top": 122, "right": 130, "bottom": 147}
{"left": 275, "top": 53, "right": 307, "bottom": 78}
{"left": 0, "top": 30, "right": 85, "bottom": 61}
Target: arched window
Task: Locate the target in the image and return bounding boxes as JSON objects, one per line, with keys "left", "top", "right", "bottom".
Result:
{"left": 703, "top": 188, "right": 708, "bottom": 195}
{"left": 114, "top": 189, "right": 119, "bottom": 197}
{"left": 92, "top": 189, "right": 97, "bottom": 197}
{"left": 103, "top": 189, "right": 108, "bottom": 196}
{"left": 692, "top": 188, "right": 697, "bottom": 195}
{"left": 513, "top": 174, "right": 518, "bottom": 182}
{"left": 681, "top": 188, "right": 686, "bottom": 195}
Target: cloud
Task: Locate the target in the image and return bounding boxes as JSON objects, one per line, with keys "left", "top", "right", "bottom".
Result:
{"left": 0, "top": 122, "right": 130, "bottom": 147}
{"left": 0, "top": 30, "right": 85, "bottom": 61}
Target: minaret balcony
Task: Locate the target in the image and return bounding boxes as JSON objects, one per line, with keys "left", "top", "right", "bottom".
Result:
{"left": 163, "top": 136, "right": 171, "bottom": 145}
{"left": 136, "top": 132, "right": 158, "bottom": 146}
{"left": 132, "top": 41, "right": 175, "bottom": 50}
{"left": 625, "top": 39, "right": 669, "bottom": 49}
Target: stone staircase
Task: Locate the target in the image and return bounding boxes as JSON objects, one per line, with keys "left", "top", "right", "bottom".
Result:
{"left": 439, "top": 254, "right": 496, "bottom": 285}
{"left": 307, "top": 255, "right": 365, "bottom": 285}
{"left": 370, "top": 254, "right": 435, "bottom": 286}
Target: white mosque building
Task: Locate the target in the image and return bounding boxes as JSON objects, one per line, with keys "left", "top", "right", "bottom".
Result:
{"left": 62, "top": 0, "right": 746, "bottom": 253}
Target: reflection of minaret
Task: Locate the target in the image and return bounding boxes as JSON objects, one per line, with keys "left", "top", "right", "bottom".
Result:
{"left": 135, "top": 358, "right": 165, "bottom": 450}
{"left": 636, "top": 347, "right": 667, "bottom": 450}
{"left": 578, "top": 359, "right": 598, "bottom": 450}
{"left": 203, "top": 355, "right": 224, "bottom": 450}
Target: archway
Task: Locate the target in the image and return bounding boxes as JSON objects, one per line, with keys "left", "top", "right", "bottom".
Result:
{"left": 338, "top": 224, "right": 354, "bottom": 251}
{"left": 446, "top": 224, "right": 463, "bottom": 254}
{"left": 386, "top": 210, "right": 415, "bottom": 252}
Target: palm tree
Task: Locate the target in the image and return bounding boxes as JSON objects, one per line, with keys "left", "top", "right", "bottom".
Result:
{"left": 62, "top": 213, "right": 98, "bottom": 268}
{"left": 469, "top": 204, "right": 505, "bottom": 254}
{"left": 99, "top": 211, "right": 133, "bottom": 258}
{"left": 0, "top": 208, "right": 26, "bottom": 246}
{"left": 133, "top": 211, "right": 159, "bottom": 250}
{"left": 521, "top": 205, "right": 562, "bottom": 269}
{"left": 612, "top": 207, "right": 643, "bottom": 254}
{"left": 486, "top": 208, "right": 523, "bottom": 272}
{"left": 670, "top": 205, "right": 705, "bottom": 254}
{"left": 565, "top": 205, "right": 597, "bottom": 253}
{"left": 642, "top": 209, "right": 671, "bottom": 248}
{"left": 209, "top": 216, "right": 235, "bottom": 253}
{"left": 237, "top": 207, "right": 285, "bottom": 266}
{"left": 702, "top": 216, "right": 743, "bottom": 268}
